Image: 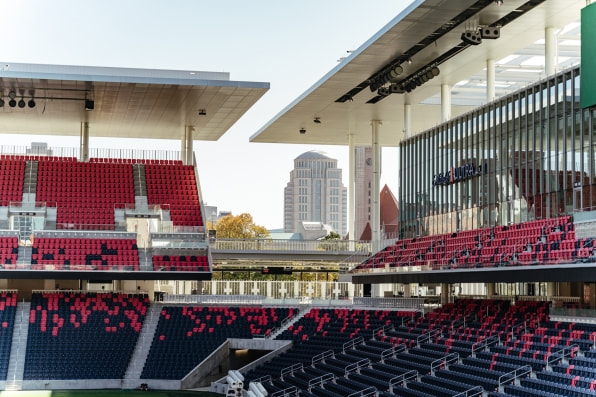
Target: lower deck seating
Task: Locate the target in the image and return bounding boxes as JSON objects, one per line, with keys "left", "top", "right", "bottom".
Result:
{"left": 141, "top": 306, "right": 296, "bottom": 380}
{"left": 0, "top": 291, "right": 17, "bottom": 380}
{"left": 23, "top": 291, "right": 148, "bottom": 380}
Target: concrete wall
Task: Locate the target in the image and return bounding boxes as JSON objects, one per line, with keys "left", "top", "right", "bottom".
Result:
{"left": 181, "top": 340, "right": 230, "bottom": 389}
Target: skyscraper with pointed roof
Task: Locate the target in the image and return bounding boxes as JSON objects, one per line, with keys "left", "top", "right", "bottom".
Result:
{"left": 284, "top": 151, "right": 347, "bottom": 236}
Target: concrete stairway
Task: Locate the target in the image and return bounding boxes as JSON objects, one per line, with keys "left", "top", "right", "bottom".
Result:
{"left": 122, "top": 303, "right": 162, "bottom": 387}
{"left": 5, "top": 302, "right": 31, "bottom": 390}
{"left": 269, "top": 306, "right": 310, "bottom": 339}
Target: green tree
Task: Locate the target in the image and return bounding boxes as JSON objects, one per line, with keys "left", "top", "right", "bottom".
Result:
{"left": 323, "top": 231, "right": 341, "bottom": 240}
{"left": 215, "top": 213, "right": 270, "bottom": 239}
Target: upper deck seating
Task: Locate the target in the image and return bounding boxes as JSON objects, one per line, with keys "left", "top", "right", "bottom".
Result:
{"left": 0, "top": 236, "right": 19, "bottom": 268}
{"left": 36, "top": 159, "right": 135, "bottom": 229}
{"left": 24, "top": 291, "right": 148, "bottom": 380}
{"left": 0, "top": 158, "right": 25, "bottom": 206}
{"left": 145, "top": 164, "right": 203, "bottom": 227}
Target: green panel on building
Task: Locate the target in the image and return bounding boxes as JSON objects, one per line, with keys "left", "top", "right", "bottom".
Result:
{"left": 581, "top": 2, "right": 596, "bottom": 109}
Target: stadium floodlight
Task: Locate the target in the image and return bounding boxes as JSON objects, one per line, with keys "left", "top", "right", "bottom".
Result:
{"left": 461, "top": 29, "right": 482, "bottom": 45}
{"left": 18, "top": 98, "right": 26, "bottom": 108}
{"left": 28, "top": 99, "right": 36, "bottom": 108}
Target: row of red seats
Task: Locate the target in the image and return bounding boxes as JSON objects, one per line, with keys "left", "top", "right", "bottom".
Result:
{"left": 145, "top": 163, "right": 202, "bottom": 227}
{"left": 153, "top": 255, "right": 209, "bottom": 272}
{"left": 90, "top": 158, "right": 183, "bottom": 165}
{"left": 357, "top": 216, "right": 575, "bottom": 271}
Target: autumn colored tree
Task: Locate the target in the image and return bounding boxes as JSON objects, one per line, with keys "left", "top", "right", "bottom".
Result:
{"left": 214, "top": 213, "right": 270, "bottom": 239}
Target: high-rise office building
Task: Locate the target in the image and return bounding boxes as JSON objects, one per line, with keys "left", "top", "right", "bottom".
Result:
{"left": 284, "top": 151, "right": 347, "bottom": 236}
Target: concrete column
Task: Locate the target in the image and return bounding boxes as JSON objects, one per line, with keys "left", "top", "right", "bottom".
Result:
{"left": 487, "top": 59, "right": 496, "bottom": 103}
{"left": 403, "top": 93, "right": 412, "bottom": 139}
{"left": 487, "top": 282, "right": 496, "bottom": 297}
{"left": 441, "top": 283, "right": 449, "bottom": 305}
{"left": 186, "top": 126, "right": 194, "bottom": 165}
{"left": 371, "top": 120, "right": 382, "bottom": 252}
{"left": 441, "top": 84, "right": 451, "bottom": 122}
{"left": 181, "top": 125, "right": 195, "bottom": 165}
{"left": 79, "top": 122, "right": 89, "bottom": 162}
{"left": 404, "top": 284, "right": 411, "bottom": 298}
{"left": 348, "top": 133, "right": 356, "bottom": 241}
{"left": 180, "top": 129, "right": 187, "bottom": 163}
{"left": 545, "top": 27, "right": 556, "bottom": 76}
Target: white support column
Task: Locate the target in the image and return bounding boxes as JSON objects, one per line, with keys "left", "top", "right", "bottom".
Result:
{"left": 180, "top": 129, "right": 187, "bottom": 164}
{"left": 441, "top": 84, "right": 451, "bottom": 123}
{"left": 79, "top": 122, "right": 89, "bottom": 162}
{"left": 186, "top": 126, "right": 194, "bottom": 165}
{"left": 487, "top": 59, "right": 496, "bottom": 103}
{"left": 181, "top": 126, "right": 195, "bottom": 165}
{"left": 348, "top": 133, "right": 356, "bottom": 241}
{"left": 403, "top": 93, "right": 412, "bottom": 139}
{"left": 371, "top": 120, "right": 382, "bottom": 252}
{"left": 545, "top": 27, "right": 556, "bottom": 76}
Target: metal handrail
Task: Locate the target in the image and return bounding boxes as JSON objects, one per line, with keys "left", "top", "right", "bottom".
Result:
{"left": 347, "top": 386, "right": 377, "bottom": 397}
{"left": 498, "top": 365, "right": 531, "bottom": 391}
{"left": 453, "top": 386, "right": 484, "bottom": 397}
{"left": 381, "top": 344, "right": 407, "bottom": 361}
{"left": 307, "top": 373, "right": 334, "bottom": 391}
{"left": 271, "top": 385, "right": 298, "bottom": 397}
{"left": 546, "top": 344, "right": 579, "bottom": 367}
{"left": 417, "top": 327, "right": 442, "bottom": 346}
{"left": 345, "top": 358, "right": 370, "bottom": 376}
{"left": 430, "top": 352, "right": 459, "bottom": 375}
{"left": 312, "top": 350, "right": 334, "bottom": 366}
{"left": 280, "top": 362, "right": 303, "bottom": 379}
{"left": 343, "top": 336, "right": 364, "bottom": 353}
{"left": 389, "top": 370, "right": 418, "bottom": 393}
{"left": 472, "top": 335, "right": 500, "bottom": 355}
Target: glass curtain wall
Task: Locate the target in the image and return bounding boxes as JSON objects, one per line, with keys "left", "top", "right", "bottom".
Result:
{"left": 400, "top": 67, "right": 596, "bottom": 238}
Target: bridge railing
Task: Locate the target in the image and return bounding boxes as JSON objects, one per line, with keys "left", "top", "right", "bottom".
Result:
{"left": 211, "top": 238, "right": 372, "bottom": 254}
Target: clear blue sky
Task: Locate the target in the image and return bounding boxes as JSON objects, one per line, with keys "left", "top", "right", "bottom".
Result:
{"left": 0, "top": 0, "right": 413, "bottom": 230}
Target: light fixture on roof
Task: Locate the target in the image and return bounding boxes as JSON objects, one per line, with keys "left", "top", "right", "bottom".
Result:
{"left": 18, "top": 98, "right": 26, "bottom": 108}
{"left": 480, "top": 26, "right": 501, "bottom": 39}
{"left": 461, "top": 28, "right": 482, "bottom": 45}
{"left": 8, "top": 90, "right": 16, "bottom": 100}
{"left": 85, "top": 99, "right": 94, "bottom": 111}
{"left": 198, "top": 109, "right": 207, "bottom": 116}
{"left": 313, "top": 117, "right": 321, "bottom": 124}
{"left": 28, "top": 98, "right": 35, "bottom": 108}
{"left": 494, "top": 0, "right": 503, "bottom": 5}
{"left": 299, "top": 128, "right": 306, "bottom": 134}
{"left": 0, "top": 98, "right": 4, "bottom": 107}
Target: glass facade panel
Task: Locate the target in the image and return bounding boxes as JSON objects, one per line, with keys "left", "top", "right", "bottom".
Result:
{"left": 399, "top": 67, "right": 596, "bottom": 238}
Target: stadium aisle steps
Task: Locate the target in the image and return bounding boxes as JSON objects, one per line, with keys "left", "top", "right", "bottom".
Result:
{"left": 123, "top": 303, "right": 163, "bottom": 384}
{"left": 5, "top": 301, "right": 30, "bottom": 383}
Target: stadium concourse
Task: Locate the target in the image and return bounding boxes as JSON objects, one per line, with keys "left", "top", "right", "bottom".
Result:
{"left": 2, "top": 1, "right": 596, "bottom": 397}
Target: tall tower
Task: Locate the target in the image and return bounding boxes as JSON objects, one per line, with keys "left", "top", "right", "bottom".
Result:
{"left": 354, "top": 146, "right": 373, "bottom": 240}
{"left": 284, "top": 151, "right": 347, "bottom": 236}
